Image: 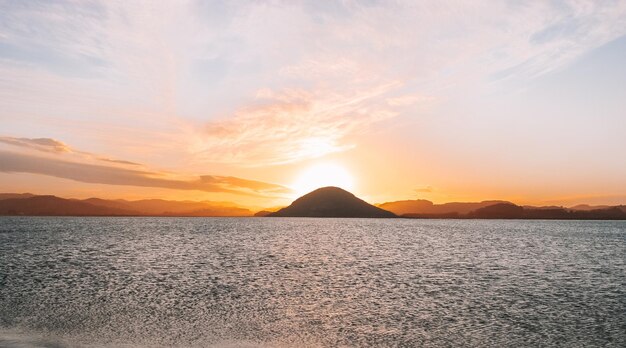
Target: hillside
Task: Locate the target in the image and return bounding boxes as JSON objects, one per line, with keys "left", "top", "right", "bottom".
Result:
{"left": 0, "top": 196, "right": 135, "bottom": 216}
{"left": 378, "top": 199, "right": 510, "bottom": 216}
{"left": 268, "top": 187, "right": 396, "bottom": 218}
{"left": 0, "top": 194, "right": 252, "bottom": 216}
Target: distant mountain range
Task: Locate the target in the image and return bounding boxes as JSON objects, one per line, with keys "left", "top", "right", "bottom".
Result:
{"left": 466, "top": 202, "right": 626, "bottom": 220}
{"left": 1, "top": 191, "right": 625, "bottom": 219}
{"left": 268, "top": 187, "right": 396, "bottom": 218}
{"left": 379, "top": 199, "right": 626, "bottom": 220}
{"left": 0, "top": 194, "right": 251, "bottom": 216}
{"left": 377, "top": 199, "right": 509, "bottom": 217}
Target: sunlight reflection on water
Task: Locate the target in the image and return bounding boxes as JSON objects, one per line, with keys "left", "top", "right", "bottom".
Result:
{"left": 0, "top": 217, "right": 625, "bottom": 347}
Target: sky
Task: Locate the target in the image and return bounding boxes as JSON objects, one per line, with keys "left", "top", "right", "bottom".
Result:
{"left": 1, "top": 0, "right": 625, "bottom": 208}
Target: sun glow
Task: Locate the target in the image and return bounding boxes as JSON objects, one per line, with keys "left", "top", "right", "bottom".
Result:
{"left": 292, "top": 162, "right": 355, "bottom": 197}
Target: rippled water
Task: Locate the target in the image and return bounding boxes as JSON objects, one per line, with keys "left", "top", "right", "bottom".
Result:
{"left": 0, "top": 217, "right": 624, "bottom": 347}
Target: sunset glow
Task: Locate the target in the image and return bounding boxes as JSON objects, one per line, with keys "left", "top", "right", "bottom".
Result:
{"left": 291, "top": 163, "right": 355, "bottom": 198}
{"left": 0, "top": 1, "right": 625, "bottom": 209}
{"left": 1, "top": 3, "right": 624, "bottom": 346}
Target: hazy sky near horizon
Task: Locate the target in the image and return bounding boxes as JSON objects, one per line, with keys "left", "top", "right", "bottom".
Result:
{"left": 1, "top": 0, "right": 625, "bottom": 207}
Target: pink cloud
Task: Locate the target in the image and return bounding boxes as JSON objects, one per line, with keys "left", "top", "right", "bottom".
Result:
{"left": 192, "top": 83, "right": 403, "bottom": 166}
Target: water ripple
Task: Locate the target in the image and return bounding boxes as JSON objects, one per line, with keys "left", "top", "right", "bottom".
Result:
{"left": 0, "top": 217, "right": 624, "bottom": 347}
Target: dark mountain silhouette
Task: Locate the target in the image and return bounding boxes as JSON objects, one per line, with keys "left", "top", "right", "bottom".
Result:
{"left": 0, "top": 194, "right": 252, "bottom": 216}
{"left": 82, "top": 197, "right": 252, "bottom": 216}
{"left": 523, "top": 205, "right": 565, "bottom": 210}
{"left": 465, "top": 203, "right": 626, "bottom": 220}
{"left": 113, "top": 199, "right": 211, "bottom": 215}
{"left": 88, "top": 198, "right": 250, "bottom": 216}
{"left": 268, "top": 187, "right": 396, "bottom": 218}
{"left": 379, "top": 198, "right": 626, "bottom": 220}
{"left": 0, "top": 196, "right": 135, "bottom": 216}
{"left": 0, "top": 193, "right": 35, "bottom": 200}
{"left": 82, "top": 198, "right": 136, "bottom": 211}
{"left": 570, "top": 204, "right": 610, "bottom": 211}
{"left": 572, "top": 207, "right": 626, "bottom": 219}
{"left": 468, "top": 203, "right": 525, "bottom": 219}
{"left": 378, "top": 199, "right": 510, "bottom": 216}
{"left": 254, "top": 205, "right": 284, "bottom": 216}
{"left": 1, "top": 192, "right": 624, "bottom": 219}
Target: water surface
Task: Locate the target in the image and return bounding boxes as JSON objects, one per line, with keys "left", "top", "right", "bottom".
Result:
{"left": 0, "top": 217, "right": 624, "bottom": 347}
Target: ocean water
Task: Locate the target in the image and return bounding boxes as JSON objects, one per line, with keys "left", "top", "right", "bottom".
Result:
{"left": 0, "top": 217, "right": 624, "bottom": 348}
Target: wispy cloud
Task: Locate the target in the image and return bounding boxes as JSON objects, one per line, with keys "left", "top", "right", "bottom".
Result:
{"left": 0, "top": 136, "right": 142, "bottom": 166}
{"left": 192, "top": 82, "right": 405, "bottom": 165}
{"left": 0, "top": 136, "right": 71, "bottom": 153}
{"left": 1, "top": 0, "right": 625, "bottom": 174}
{"left": 183, "top": 0, "right": 626, "bottom": 166}
{"left": 199, "top": 176, "right": 291, "bottom": 193}
{"left": 0, "top": 150, "right": 289, "bottom": 197}
{"left": 96, "top": 157, "right": 142, "bottom": 166}
{"left": 0, "top": 136, "right": 290, "bottom": 197}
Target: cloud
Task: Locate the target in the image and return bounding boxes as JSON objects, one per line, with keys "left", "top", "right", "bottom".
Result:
{"left": 96, "top": 157, "right": 142, "bottom": 166}
{"left": 199, "top": 176, "right": 291, "bottom": 194}
{"left": 2, "top": 0, "right": 626, "bottom": 170}
{"left": 0, "top": 150, "right": 290, "bottom": 197}
{"left": 184, "top": 0, "right": 626, "bottom": 166}
{"left": 0, "top": 136, "right": 71, "bottom": 153}
{"left": 192, "top": 82, "right": 406, "bottom": 165}
{"left": 0, "top": 136, "right": 143, "bottom": 166}
{"left": 415, "top": 186, "right": 434, "bottom": 193}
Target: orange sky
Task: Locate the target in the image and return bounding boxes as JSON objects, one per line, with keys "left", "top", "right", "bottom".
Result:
{"left": 1, "top": 1, "right": 625, "bottom": 208}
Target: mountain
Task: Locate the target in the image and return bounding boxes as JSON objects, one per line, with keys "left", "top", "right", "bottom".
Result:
{"left": 468, "top": 203, "right": 525, "bottom": 219}
{"left": 111, "top": 199, "right": 215, "bottom": 215}
{"left": 268, "top": 187, "right": 396, "bottom": 218}
{"left": 86, "top": 198, "right": 251, "bottom": 216}
{"left": 392, "top": 200, "right": 626, "bottom": 220}
{"left": 0, "top": 194, "right": 252, "bottom": 216}
{"left": 568, "top": 204, "right": 626, "bottom": 214}
{"left": 0, "top": 196, "right": 135, "bottom": 216}
{"left": 82, "top": 198, "right": 137, "bottom": 211}
{"left": 0, "top": 193, "right": 36, "bottom": 200}
{"left": 523, "top": 205, "right": 565, "bottom": 210}
{"left": 2, "top": 192, "right": 624, "bottom": 219}
{"left": 466, "top": 203, "right": 626, "bottom": 220}
{"left": 569, "top": 204, "right": 610, "bottom": 211}
{"left": 378, "top": 199, "right": 510, "bottom": 216}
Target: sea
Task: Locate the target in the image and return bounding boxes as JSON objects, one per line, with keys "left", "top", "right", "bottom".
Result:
{"left": 0, "top": 217, "right": 624, "bottom": 347}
